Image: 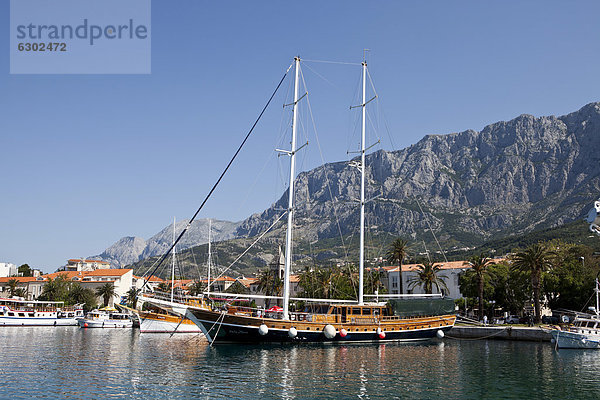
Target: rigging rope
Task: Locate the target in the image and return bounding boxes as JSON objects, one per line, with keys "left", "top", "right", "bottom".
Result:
{"left": 206, "top": 211, "right": 287, "bottom": 290}
{"left": 416, "top": 198, "right": 449, "bottom": 263}
{"left": 140, "top": 63, "right": 293, "bottom": 292}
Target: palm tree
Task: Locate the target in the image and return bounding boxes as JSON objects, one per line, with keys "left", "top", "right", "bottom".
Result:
{"left": 511, "top": 243, "right": 554, "bottom": 323}
{"left": 188, "top": 280, "right": 207, "bottom": 296}
{"left": 95, "top": 283, "right": 116, "bottom": 307}
{"left": 463, "top": 254, "right": 496, "bottom": 321}
{"left": 386, "top": 238, "right": 409, "bottom": 294}
{"left": 408, "top": 262, "right": 448, "bottom": 295}
{"left": 6, "top": 278, "right": 19, "bottom": 297}
{"left": 365, "top": 269, "right": 386, "bottom": 295}
{"left": 256, "top": 269, "right": 283, "bottom": 307}
{"left": 13, "top": 287, "right": 28, "bottom": 299}
{"left": 125, "top": 288, "right": 140, "bottom": 309}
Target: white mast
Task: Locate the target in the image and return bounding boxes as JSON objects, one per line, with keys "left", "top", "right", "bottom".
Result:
{"left": 282, "top": 57, "right": 300, "bottom": 320}
{"left": 207, "top": 219, "right": 212, "bottom": 298}
{"left": 358, "top": 59, "right": 367, "bottom": 305}
{"left": 171, "top": 217, "right": 176, "bottom": 303}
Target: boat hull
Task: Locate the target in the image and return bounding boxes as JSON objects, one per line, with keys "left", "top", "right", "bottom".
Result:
{"left": 551, "top": 329, "right": 600, "bottom": 349}
{"left": 0, "top": 316, "right": 79, "bottom": 326}
{"left": 188, "top": 307, "right": 455, "bottom": 344}
{"left": 140, "top": 315, "right": 202, "bottom": 333}
{"left": 78, "top": 319, "right": 133, "bottom": 328}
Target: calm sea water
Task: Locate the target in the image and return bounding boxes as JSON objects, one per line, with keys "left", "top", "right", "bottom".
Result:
{"left": 1, "top": 327, "right": 599, "bottom": 399}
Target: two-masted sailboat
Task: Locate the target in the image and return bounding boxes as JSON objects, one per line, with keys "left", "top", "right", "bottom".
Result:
{"left": 142, "top": 56, "right": 456, "bottom": 344}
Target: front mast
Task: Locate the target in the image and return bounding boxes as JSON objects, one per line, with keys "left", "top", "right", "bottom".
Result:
{"left": 358, "top": 60, "right": 367, "bottom": 305}
{"left": 282, "top": 57, "right": 300, "bottom": 320}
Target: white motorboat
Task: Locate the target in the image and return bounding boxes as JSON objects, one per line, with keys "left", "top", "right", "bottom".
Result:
{"left": 78, "top": 307, "right": 133, "bottom": 328}
{"left": 0, "top": 298, "right": 83, "bottom": 326}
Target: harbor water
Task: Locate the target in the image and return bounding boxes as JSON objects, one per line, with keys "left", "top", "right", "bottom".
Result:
{"left": 1, "top": 327, "right": 599, "bottom": 399}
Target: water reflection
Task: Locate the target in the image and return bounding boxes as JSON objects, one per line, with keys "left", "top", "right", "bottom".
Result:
{"left": 1, "top": 328, "right": 600, "bottom": 399}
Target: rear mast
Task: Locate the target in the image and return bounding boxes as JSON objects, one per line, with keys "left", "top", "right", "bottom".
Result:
{"left": 282, "top": 57, "right": 301, "bottom": 320}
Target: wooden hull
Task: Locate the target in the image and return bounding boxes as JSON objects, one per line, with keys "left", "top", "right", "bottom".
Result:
{"left": 188, "top": 307, "right": 455, "bottom": 344}
{"left": 139, "top": 312, "right": 202, "bottom": 333}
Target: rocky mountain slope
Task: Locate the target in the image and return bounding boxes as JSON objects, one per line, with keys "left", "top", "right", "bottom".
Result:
{"left": 235, "top": 102, "right": 600, "bottom": 251}
{"left": 112, "top": 102, "right": 600, "bottom": 271}
{"left": 91, "top": 219, "right": 240, "bottom": 267}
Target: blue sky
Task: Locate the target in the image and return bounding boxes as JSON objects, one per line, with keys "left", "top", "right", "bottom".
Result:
{"left": 1, "top": 1, "right": 600, "bottom": 271}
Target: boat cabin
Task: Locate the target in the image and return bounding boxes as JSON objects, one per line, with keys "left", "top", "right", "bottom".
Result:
{"left": 326, "top": 305, "right": 390, "bottom": 323}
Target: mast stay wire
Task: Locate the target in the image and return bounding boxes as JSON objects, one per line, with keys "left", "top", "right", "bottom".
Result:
{"left": 237, "top": 77, "right": 295, "bottom": 215}
{"left": 206, "top": 211, "right": 287, "bottom": 290}
{"left": 301, "top": 59, "right": 362, "bottom": 66}
{"left": 140, "top": 62, "right": 294, "bottom": 292}
{"left": 416, "top": 198, "right": 449, "bottom": 263}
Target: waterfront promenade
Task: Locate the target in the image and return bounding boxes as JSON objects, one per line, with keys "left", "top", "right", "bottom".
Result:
{"left": 449, "top": 324, "right": 552, "bottom": 342}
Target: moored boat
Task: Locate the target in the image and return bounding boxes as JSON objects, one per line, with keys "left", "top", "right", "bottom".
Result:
{"left": 139, "top": 310, "right": 202, "bottom": 333}
{"left": 0, "top": 298, "right": 83, "bottom": 326}
{"left": 78, "top": 307, "right": 133, "bottom": 328}
{"left": 142, "top": 56, "right": 457, "bottom": 344}
{"left": 551, "top": 278, "right": 600, "bottom": 349}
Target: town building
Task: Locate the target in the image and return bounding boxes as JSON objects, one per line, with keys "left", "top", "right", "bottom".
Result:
{"left": 0, "top": 263, "right": 18, "bottom": 278}
{"left": 64, "top": 259, "right": 111, "bottom": 272}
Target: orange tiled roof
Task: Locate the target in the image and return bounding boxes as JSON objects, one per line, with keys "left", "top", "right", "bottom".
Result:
{"left": 83, "top": 269, "right": 131, "bottom": 277}
{"left": 143, "top": 275, "right": 164, "bottom": 282}
{"left": 0, "top": 276, "right": 43, "bottom": 283}
{"left": 44, "top": 271, "right": 83, "bottom": 280}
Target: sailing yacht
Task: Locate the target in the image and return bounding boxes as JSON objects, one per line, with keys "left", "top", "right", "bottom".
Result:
{"left": 142, "top": 57, "right": 456, "bottom": 344}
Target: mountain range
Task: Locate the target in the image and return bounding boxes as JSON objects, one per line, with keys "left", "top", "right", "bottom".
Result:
{"left": 93, "top": 102, "right": 600, "bottom": 272}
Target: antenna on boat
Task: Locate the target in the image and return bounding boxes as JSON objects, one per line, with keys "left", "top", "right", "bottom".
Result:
{"left": 278, "top": 56, "right": 302, "bottom": 320}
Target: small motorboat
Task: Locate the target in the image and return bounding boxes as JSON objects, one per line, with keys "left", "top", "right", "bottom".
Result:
{"left": 78, "top": 307, "right": 133, "bottom": 328}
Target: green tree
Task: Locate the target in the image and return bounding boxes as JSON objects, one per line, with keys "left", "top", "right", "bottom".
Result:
{"left": 386, "top": 238, "right": 409, "bottom": 294}
{"left": 298, "top": 267, "right": 320, "bottom": 299}
{"left": 68, "top": 283, "right": 97, "bottom": 311}
{"left": 408, "top": 262, "right": 448, "bottom": 294}
{"left": 510, "top": 242, "right": 555, "bottom": 323}
{"left": 188, "top": 280, "right": 207, "bottom": 296}
{"left": 39, "top": 275, "right": 71, "bottom": 302}
{"left": 6, "top": 278, "right": 19, "bottom": 297}
{"left": 543, "top": 241, "right": 597, "bottom": 311}
{"left": 365, "top": 269, "right": 387, "bottom": 296}
{"left": 125, "top": 288, "right": 140, "bottom": 309}
{"left": 463, "top": 254, "right": 496, "bottom": 320}
{"left": 13, "top": 287, "right": 28, "bottom": 298}
{"left": 95, "top": 283, "right": 116, "bottom": 307}
{"left": 257, "top": 269, "right": 283, "bottom": 307}
{"left": 486, "top": 261, "right": 530, "bottom": 314}
{"left": 18, "top": 264, "right": 32, "bottom": 277}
